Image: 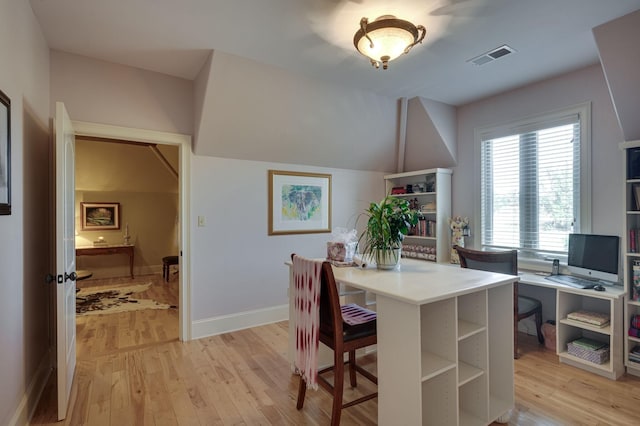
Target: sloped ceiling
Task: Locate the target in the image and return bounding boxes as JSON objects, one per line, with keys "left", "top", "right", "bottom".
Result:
{"left": 593, "top": 10, "right": 640, "bottom": 142}
{"left": 193, "top": 50, "right": 399, "bottom": 172}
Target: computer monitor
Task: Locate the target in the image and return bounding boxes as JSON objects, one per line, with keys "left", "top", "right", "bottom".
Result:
{"left": 567, "top": 233, "right": 620, "bottom": 283}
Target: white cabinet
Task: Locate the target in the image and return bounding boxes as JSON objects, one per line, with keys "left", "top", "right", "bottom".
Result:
{"left": 384, "top": 168, "right": 452, "bottom": 263}
{"left": 620, "top": 140, "right": 640, "bottom": 377}
{"left": 418, "top": 284, "right": 513, "bottom": 425}
{"left": 556, "top": 288, "right": 624, "bottom": 380}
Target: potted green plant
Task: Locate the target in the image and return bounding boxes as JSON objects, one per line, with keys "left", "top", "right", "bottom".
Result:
{"left": 358, "top": 195, "right": 420, "bottom": 270}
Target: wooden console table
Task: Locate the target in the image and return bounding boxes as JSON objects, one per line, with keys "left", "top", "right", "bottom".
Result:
{"left": 76, "top": 244, "right": 135, "bottom": 278}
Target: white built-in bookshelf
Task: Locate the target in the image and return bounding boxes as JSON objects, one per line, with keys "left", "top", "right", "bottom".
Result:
{"left": 384, "top": 168, "right": 452, "bottom": 263}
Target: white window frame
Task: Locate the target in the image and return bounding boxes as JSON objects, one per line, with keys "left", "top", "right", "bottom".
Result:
{"left": 473, "top": 102, "right": 592, "bottom": 268}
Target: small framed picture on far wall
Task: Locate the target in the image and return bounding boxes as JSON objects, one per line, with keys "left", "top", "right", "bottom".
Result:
{"left": 81, "top": 202, "right": 121, "bottom": 230}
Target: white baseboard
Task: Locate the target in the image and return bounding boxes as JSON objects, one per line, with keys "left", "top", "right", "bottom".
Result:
{"left": 191, "top": 304, "right": 288, "bottom": 339}
{"left": 11, "top": 350, "right": 52, "bottom": 426}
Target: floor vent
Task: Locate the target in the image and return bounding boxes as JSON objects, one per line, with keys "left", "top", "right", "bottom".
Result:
{"left": 468, "top": 45, "right": 516, "bottom": 66}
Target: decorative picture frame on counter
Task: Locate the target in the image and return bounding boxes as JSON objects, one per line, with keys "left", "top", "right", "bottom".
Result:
{"left": 0, "top": 90, "right": 11, "bottom": 215}
{"left": 268, "top": 170, "right": 331, "bottom": 235}
{"left": 81, "top": 202, "right": 121, "bottom": 230}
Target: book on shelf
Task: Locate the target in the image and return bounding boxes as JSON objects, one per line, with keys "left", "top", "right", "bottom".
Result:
{"left": 410, "top": 219, "right": 436, "bottom": 237}
{"left": 566, "top": 310, "right": 610, "bottom": 327}
{"left": 626, "top": 230, "right": 640, "bottom": 254}
{"left": 629, "top": 345, "right": 640, "bottom": 363}
{"left": 629, "top": 326, "right": 640, "bottom": 338}
{"left": 634, "top": 260, "right": 640, "bottom": 301}
{"left": 630, "top": 314, "right": 640, "bottom": 329}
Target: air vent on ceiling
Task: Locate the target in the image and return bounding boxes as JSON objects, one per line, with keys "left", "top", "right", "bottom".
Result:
{"left": 467, "top": 44, "right": 516, "bottom": 66}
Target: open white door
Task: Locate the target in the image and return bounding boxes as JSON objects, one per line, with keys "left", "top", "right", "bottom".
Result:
{"left": 54, "top": 102, "right": 77, "bottom": 420}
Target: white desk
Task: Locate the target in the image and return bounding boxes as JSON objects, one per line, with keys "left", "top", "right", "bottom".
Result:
{"left": 287, "top": 258, "right": 516, "bottom": 425}
{"left": 519, "top": 272, "right": 625, "bottom": 379}
{"left": 519, "top": 272, "right": 625, "bottom": 294}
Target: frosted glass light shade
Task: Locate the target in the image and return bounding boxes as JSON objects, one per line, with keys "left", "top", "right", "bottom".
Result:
{"left": 356, "top": 27, "right": 415, "bottom": 62}
{"left": 354, "top": 15, "right": 426, "bottom": 69}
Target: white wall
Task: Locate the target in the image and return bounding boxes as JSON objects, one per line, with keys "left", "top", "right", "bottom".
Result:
{"left": 0, "top": 1, "right": 51, "bottom": 424}
{"left": 190, "top": 156, "right": 384, "bottom": 336}
{"left": 50, "top": 50, "right": 194, "bottom": 135}
{"left": 455, "top": 64, "right": 625, "bottom": 245}
{"left": 194, "top": 50, "right": 400, "bottom": 173}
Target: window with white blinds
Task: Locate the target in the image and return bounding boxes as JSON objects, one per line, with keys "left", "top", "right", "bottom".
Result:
{"left": 478, "top": 104, "right": 590, "bottom": 259}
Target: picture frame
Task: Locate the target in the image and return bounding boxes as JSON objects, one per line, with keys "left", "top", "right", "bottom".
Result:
{"left": 0, "top": 90, "right": 10, "bottom": 215}
{"left": 81, "top": 202, "right": 121, "bottom": 230}
{"left": 268, "top": 170, "right": 331, "bottom": 235}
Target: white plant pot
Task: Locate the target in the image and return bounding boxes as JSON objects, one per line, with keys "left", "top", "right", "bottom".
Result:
{"left": 375, "top": 247, "right": 402, "bottom": 270}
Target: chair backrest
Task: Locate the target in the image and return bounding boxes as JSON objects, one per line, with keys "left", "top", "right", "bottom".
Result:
{"left": 319, "top": 261, "right": 344, "bottom": 340}
{"left": 290, "top": 254, "right": 343, "bottom": 341}
{"left": 453, "top": 245, "right": 518, "bottom": 275}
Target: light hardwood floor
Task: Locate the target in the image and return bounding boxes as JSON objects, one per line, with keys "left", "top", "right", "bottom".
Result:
{"left": 31, "top": 275, "right": 640, "bottom": 425}
{"left": 74, "top": 274, "right": 180, "bottom": 359}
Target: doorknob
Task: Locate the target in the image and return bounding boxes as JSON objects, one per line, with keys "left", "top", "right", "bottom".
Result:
{"left": 65, "top": 271, "right": 77, "bottom": 282}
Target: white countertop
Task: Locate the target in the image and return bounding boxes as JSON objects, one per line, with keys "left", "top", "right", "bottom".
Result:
{"left": 328, "top": 258, "right": 517, "bottom": 305}
{"left": 518, "top": 271, "right": 626, "bottom": 299}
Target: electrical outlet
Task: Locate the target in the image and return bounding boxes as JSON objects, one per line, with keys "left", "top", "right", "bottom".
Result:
{"left": 197, "top": 215, "right": 206, "bottom": 227}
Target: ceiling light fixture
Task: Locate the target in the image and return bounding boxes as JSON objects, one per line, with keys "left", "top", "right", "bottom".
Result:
{"left": 353, "top": 15, "right": 426, "bottom": 70}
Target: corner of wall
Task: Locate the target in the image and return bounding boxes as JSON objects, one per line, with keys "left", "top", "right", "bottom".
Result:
{"left": 193, "top": 50, "right": 214, "bottom": 153}
{"left": 403, "top": 96, "right": 457, "bottom": 171}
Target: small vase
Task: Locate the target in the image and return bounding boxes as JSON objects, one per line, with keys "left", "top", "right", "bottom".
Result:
{"left": 375, "top": 247, "right": 402, "bottom": 270}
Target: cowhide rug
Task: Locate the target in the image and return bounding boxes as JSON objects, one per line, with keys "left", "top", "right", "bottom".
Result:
{"left": 76, "top": 283, "right": 173, "bottom": 315}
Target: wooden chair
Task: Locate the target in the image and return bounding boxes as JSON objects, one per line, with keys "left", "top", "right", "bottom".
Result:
{"left": 162, "top": 255, "right": 179, "bottom": 282}
{"left": 292, "top": 255, "right": 378, "bottom": 426}
{"left": 453, "top": 245, "right": 544, "bottom": 359}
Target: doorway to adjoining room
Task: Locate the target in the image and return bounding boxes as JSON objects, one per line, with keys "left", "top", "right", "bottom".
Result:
{"left": 74, "top": 138, "right": 181, "bottom": 357}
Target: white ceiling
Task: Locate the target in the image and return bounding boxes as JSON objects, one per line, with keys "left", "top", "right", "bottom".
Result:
{"left": 29, "top": 0, "right": 640, "bottom": 106}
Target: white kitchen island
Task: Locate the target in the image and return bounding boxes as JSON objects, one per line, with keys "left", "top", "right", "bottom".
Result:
{"left": 287, "top": 258, "right": 516, "bottom": 425}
